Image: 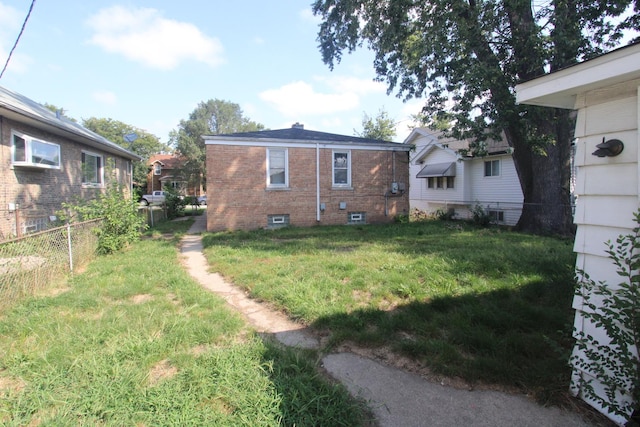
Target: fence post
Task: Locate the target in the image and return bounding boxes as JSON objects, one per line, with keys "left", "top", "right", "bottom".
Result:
{"left": 67, "top": 222, "right": 74, "bottom": 272}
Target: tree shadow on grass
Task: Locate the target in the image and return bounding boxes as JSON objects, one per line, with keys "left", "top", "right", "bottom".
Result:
{"left": 311, "top": 279, "right": 576, "bottom": 407}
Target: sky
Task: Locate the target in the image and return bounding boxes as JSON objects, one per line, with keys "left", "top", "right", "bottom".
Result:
{"left": 0, "top": 1, "right": 425, "bottom": 145}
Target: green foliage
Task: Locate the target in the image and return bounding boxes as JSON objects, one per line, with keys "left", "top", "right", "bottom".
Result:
{"left": 471, "top": 204, "right": 492, "bottom": 227}
{"left": 170, "top": 99, "right": 265, "bottom": 192}
{"left": 312, "top": 0, "right": 639, "bottom": 235}
{"left": 163, "top": 187, "right": 187, "bottom": 220}
{"left": 355, "top": 108, "right": 396, "bottom": 141}
{"left": 573, "top": 210, "right": 640, "bottom": 423}
{"left": 60, "top": 185, "right": 147, "bottom": 254}
{"left": 435, "top": 208, "right": 456, "bottom": 221}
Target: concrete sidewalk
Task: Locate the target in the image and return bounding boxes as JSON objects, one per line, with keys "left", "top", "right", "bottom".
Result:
{"left": 179, "top": 214, "right": 597, "bottom": 427}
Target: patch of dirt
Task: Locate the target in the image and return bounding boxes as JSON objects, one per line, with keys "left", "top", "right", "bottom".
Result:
{"left": 147, "top": 359, "right": 178, "bottom": 386}
{"left": 166, "top": 293, "right": 180, "bottom": 305}
{"left": 131, "top": 294, "right": 153, "bottom": 304}
{"left": 0, "top": 256, "right": 46, "bottom": 275}
{"left": 0, "top": 369, "right": 26, "bottom": 394}
{"left": 37, "top": 287, "right": 71, "bottom": 298}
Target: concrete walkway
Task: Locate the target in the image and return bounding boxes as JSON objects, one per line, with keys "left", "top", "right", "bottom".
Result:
{"left": 179, "top": 214, "right": 598, "bottom": 427}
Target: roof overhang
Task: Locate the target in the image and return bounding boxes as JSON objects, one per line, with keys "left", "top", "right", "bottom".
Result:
{"left": 516, "top": 43, "right": 640, "bottom": 109}
{"left": 416, "top": 162, "right": 456, "bottom": 178}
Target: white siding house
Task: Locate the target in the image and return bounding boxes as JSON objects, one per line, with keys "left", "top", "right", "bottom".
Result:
{"left": 405, "top": 128, "right": 523, "bottom": 225}
{"left": 516, "top": 43, "right": 640, "bottom": 425}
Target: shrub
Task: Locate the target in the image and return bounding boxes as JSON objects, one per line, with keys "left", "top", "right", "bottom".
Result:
{"left": 60, "top": 184, "right": 147, "bottom": 254}
{"left": 164, "top": 187, "right": 187, "bottom": 220}
{"left": 471, "top": 204, "right": 492, "bottom": 227}
{"left": 435, "top": 208, "right": 456, "bottom": 221}
{"left": 573, "top": 210, "right": 640, "bottom": 425}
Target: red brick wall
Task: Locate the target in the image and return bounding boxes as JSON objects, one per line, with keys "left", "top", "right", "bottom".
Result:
{"left": 0, "top": 117, "right": 133, "bottom": 239}
{"left": 206, "top": 144, "right": 409, "bottom": 232}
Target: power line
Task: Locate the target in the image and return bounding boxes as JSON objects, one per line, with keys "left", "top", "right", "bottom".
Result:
{"left": 0, "top": 0, "right": 37, "bottom": 80}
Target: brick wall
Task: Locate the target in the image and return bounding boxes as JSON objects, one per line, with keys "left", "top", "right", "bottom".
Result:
{"left": 206, "top": 144, "right": 409, "bottom": 231}
{"left": 0, "top": 117, "right": 133, "bottom": 239}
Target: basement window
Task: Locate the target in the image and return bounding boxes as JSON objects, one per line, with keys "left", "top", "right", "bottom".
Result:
{"left": 267, "top": 214, "right": 290, "bottom": 229}
{"left": 488, "top": 210, "right": 504, "bottom": 223}
{"left": 348, "top": 212, "right": 366, "bottom": 225}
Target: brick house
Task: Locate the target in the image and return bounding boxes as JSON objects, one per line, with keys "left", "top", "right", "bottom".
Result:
{"left": 147, "top": 154, "right": 185, "bottom": 195}
{"left": 0, "top": 85, "right": 141, "bottom": 239}
{"left": 204, "top": 123, "right": 411, "bottom": 231}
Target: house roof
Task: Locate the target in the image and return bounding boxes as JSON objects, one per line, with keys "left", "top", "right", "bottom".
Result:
{"left": 406, "top": 127, "right": 510, "bottom": 161}
{"left": 204, "top": 124, "right": 411, "bottom": 151}
{"left": 516, "top": 42, "right": 640, "bottom": 109}
{"left": 0, "top": 85, "right": 141, "bottom": 161}
{"left": 148, "top": 153, "right": 184, "bottom": 168}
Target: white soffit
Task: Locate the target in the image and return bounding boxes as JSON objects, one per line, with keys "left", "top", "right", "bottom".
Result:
{"left": 516, "top": 43, "right": 640, "bottom": 109}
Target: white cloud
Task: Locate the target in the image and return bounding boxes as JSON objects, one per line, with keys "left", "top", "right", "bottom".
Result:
{"left": 260, "top": 81, "right": 359, "bottom": 116}
{"left": 315, "top": 75, "right": 386, "bottom": 95}
{"left": 92, "top": 90, "right": 117, "bottom": 106}
{"left": 85, "top": 6, "right": 225, "bottom": 70}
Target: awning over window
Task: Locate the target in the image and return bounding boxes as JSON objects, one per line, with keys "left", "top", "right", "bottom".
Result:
{"left": 416, "top": 162, "right": 456, "bottom": 178}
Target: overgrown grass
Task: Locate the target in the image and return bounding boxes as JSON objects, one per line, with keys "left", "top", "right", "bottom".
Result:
{"left": 0, "top": 222, "right": 369, "bottom": 426}
{"left": 202, "top": 220, "right": 577, "bottom": 405}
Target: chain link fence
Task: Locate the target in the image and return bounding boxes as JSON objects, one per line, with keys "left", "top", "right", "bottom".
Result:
{"left": 0, "top": 219, "right": 102, "bottom": 310}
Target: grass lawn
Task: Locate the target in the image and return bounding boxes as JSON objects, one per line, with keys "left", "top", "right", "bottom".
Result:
{"left": 0, "top": 219, "right": 369, "bottom": 426}
{"left": 202, "top": 220, "right": 578, "bottom": 405}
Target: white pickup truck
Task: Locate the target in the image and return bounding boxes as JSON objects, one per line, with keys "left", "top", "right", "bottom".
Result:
{"left": 140, "top": 191, "right": 166, "bottom": 205}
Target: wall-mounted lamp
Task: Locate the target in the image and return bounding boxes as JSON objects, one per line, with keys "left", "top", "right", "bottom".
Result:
{"left": 592, "top": 138, "right": 624, "bottom": 157}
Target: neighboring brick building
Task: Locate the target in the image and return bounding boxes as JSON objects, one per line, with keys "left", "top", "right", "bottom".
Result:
{"left": 146, "top": 153, "right": 203, "bottom": 197}
{"left": 204, "top": 123, "right": 411, "bottom": 231}
{"left": 0, "top": 85, "right": 141, "bottom": 239}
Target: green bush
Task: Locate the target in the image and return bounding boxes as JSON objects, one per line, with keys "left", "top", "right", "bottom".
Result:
{"left": 60, "top": 184, "right": 147, "bottom": 254}
{"left": 471, "top": 204, "right": 492, "bottom": 227}
{"left": 164, "top": 187, "right": 187, "bottom": 220}
{"left": 573, "top": 210, "right": 640, "bottom": 424}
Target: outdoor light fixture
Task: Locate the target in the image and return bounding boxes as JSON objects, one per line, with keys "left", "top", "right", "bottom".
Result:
{"left": 592, "top": 137, "right": 624, "bottom": 157}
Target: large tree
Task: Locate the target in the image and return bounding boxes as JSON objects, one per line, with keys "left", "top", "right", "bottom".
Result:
{"left": 82, "top": 117, "right": 168, "bottom": 190}
{"left": 313, "top": 0, "right": 639, "bottom": 234}
{"left": 355, "top": 108, "right": 397, "bottom": 141}
{"left": 170, "top": 99, "right": 264, "bottom": 192}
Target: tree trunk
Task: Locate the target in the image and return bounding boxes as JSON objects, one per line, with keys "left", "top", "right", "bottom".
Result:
{"left": 508, "top": 109, "right": 575, "bottom": 235}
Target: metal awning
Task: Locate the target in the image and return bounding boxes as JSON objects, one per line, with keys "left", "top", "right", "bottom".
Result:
{"left": 416, "top": 162, "right": 456, "bottom": 178}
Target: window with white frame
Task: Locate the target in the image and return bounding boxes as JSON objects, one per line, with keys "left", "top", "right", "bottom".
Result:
{"left": 153, "top": 163, "right": 162, "bottom": 175}
{"left": 82, "top": 151, "right": 103, "bottom": 187}
{"left": 267, "top": 148, "right": 288, "bottom": 187}
{"left": 333, "top": 150, "right": 351, "bottom": 187}
{"left": 484, "top": 159, "right": 500, "bottom": 177}
{"left": 11, "top": 131, "right": 61, "bottom": 169}
{"left": 348, "top": 212, "right": 366, "bottom": 224}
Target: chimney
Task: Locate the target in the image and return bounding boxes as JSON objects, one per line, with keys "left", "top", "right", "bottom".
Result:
{"left": 292, "top": 122, "right": 304, "bottom": 129}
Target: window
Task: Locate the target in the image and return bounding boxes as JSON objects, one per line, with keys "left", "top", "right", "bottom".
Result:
{"left": 446, "top": 176, "right": 455, "bottom": 189}
{"left": 333, "top": 150, "right": 351, "bottom": 187}
{"left": 267, "top": 148, "right": 288, "bottom": 187}
{"left": 268, "top": 214, "right": 290, "bottom": 228}
{"left": 436, "top": 177, "right": 444, "bottom": 188}
{"left": 348, "top": 212, "right": 366, "bottom": 224}
{"left": 484, "top": 160, "right": 500, "bottom": 177}
{"left": 11, "top": 131, "right": 60, "bottom": 169}
{"left": 154, "top": 163, "right": 162, "bottom": 175}
{"left": 427, "top": 177, "right": 434, "bottom": 188}
{"left": 488, "top": 210, "right": 504, "bottom": 222}
{"left": 82, "top": 151, "right": 103, "bottom": 187}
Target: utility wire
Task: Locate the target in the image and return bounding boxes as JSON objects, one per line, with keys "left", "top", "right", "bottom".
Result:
{"left": 0, "top": 0, "right": 37, "bottom": 80}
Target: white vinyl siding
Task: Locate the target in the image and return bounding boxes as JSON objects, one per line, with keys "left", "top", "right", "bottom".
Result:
{"left": 568, "top": 78, "right": 640, "bottom": 425}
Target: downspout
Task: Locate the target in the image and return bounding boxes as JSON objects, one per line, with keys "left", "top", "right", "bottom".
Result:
{"left": 316, "top": 141, "right": 320, "bottom": 222}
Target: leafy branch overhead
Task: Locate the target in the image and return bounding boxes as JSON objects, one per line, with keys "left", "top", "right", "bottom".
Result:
{"left": 312, "top": 0, "right": 639, "bottom": 235}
